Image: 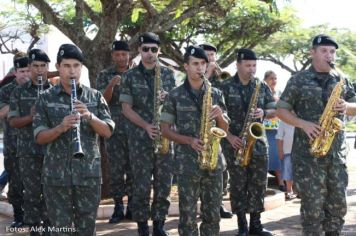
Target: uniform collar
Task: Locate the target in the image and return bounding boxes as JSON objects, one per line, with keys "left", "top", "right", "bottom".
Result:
{"left": 54, "top": 81, "right": 84, "bottom": 95}
{"left": 138, "top": 61, "right": 155, "bottom": 76}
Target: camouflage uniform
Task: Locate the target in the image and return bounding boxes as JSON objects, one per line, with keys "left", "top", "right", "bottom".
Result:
{"left": 119, "top": 62, "right": 175, "bottom": 222}
{"left": 8, "top": 79, "right": 51, "bottom": 226}
{"left": 277, "top": 66, "right": 356, "bottom": 235}
{"left": 161, "top": 78, "right": 229, "bottom": 236}
{"left": 96, "top": 66, "right": 132, "bottom": 205}
{"left": 33, "top": 83, "right": 115, "bottom": 236}
{"left": 221, "top": 74, "right": 275, "bottom": 214}
{"left": 0, "top": 80, "right": 24, "bottom": 219}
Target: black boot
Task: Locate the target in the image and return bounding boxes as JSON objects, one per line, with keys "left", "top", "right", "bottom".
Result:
{"left": 153, "top": 220, "right": 169, "bottom": 236}
{"left": 10, "top": 205, "right": 24, "bottom": 228}
{"left": 220, "top": 205, "right": 233, "bottom": 218}
{"left": 325, "top": 232, "right": 340, "bottom": 236}
{"left": 108, "top": 200, "right": 125, "bottom": 223}
{"left": 125, "top": 197, "right": 132, "bottom": 220}
{"left": 249, "top": 212, "right": 272, "bottom": 236}
{"left": 137, "top": 221, "right": 149, "bottom": 236}
{"left": 235, "top": 213, "right": 248, "bottom": 236}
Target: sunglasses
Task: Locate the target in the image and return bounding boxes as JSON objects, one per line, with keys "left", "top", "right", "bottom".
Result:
{"left": 142, "top": 46, "right": 159, "bottom": 53}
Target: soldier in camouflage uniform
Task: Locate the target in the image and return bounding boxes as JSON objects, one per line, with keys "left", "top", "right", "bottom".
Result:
{"left": 276, "top": 35, "right": 356, "bottom": 236}
{"left": 96, "top": 40, "right": 133, "bottom": 223}
{"left": 0, "top": 53, "right": 30, "bottom": 228}
{"left": 200, "top": 42, "right": 233, "bottom": 219}
{"left": 160, "top": 45, "right": 229, "bottom": 236}
{"left": 221, "top": 48, "right": 275, "bottom": 236}
{"left": 8, "top": 49, "right": 52, "bottom": 236}
{"left": 119, "top": 32, "right": 175, "bottom": 236}
{"left": 33, "top": 44, "right": 114, "bottom": 236}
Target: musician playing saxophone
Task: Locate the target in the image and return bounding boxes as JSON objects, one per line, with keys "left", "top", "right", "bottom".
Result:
{"left": 221, "top": 48, "right": 275, "bottom": 236}
{"left": 33, "top": 44, "right": 114, "bottom": 236}
{"left": 120, "top": 32, "right": 175, "bottom": 236}
{"left": 276, "top": 35, "right": 356, "bottom": 235}
{"left": 199, "top": 42, "right": 233, "bottom": 218}
{"left": 160, "top": 45, "right": 229, "bottom": 236}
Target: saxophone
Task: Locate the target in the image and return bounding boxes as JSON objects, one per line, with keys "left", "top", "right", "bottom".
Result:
{"left": 235, "top": 79, "right": 265, "bottom": 167}
{"left": 199, "top": 75, "right": 227, "bottom": 171}
{"left": 310, "top": 63, "right": 344, "bottom": 157}
{"left": 153, "top": 58, "right": 170, "bottom": 155}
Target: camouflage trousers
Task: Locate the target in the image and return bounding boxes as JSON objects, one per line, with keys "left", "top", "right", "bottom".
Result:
{"left": 4, "top": 154, "right": 23, "bottom": 207}
{"left": 177, "top": 171, "right": 222, "bottom": 236}
{"left": 106, "top": 130, "right": 132, "bottom": 202}
{"left": 43, "top": 184, "right": 101, "bottom": 236}
{"left": 19, "top": 156, "right": 48, "bottom": 224}
{"left": 129, "top": 143, "right": 173, "bottom": 222}
{"left": 225, "top": 148, "right": 268, "bottom": 214}
{"left": 293, "top": 156, "right": 348, "bottom": 235}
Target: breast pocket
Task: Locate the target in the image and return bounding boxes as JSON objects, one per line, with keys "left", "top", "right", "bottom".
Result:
{"left": 47, "top": 107, "right": 68, "bottom": 127}
{"left": 177, "top": 108, "right": 199, "bottom": 136}
{"left": 132, "top": 84, "right": 150, "bottom": 107}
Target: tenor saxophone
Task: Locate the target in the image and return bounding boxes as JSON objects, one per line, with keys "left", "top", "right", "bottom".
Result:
{"left": 235, "top": 79, "right": 264, "bottom": 167}
{"left": 153, "top": 58, "right": 170, "bottom": 155}
{"left": 310, "top": 63, "right": 344, "bottom": 157}
{"left": 199, "top": 75, "right": 227, "bottom": 171}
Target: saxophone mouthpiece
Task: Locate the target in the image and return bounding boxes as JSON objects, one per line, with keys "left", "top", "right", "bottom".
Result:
{"left": 327, "top": 61, "right": 335, "bottom": 69}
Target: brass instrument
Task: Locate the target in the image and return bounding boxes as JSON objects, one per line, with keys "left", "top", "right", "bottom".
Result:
{"left": 310, "top": 62, "right": 344, "bottom": 157}
{"left": 199, "top": 75, "right": 227, "bottom": 171}
{"left": 71, "top": 78, "right": 84, "bottom": 158}
{"left": 215, "top": 63, "right": 231, "bottom": 80}
{"left": 153, "top": 58, "right": 170, "bottom": 155}
{"left": 235, "top": 79, "right": 265, "bottom": 167}
{"left": 37, "top": 75, "right": 44, "bottom": 97}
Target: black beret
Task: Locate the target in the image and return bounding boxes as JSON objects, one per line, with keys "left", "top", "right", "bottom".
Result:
{"left": 312, "top": 34, "right": 338, "bottom": 49}
{"left": 185, "top": 45, "right": 209, "bottom": 62}
{"left": 112, "top": 40, "right": 130, "bottom": 51}
{"left": 57, "top": 44, "right": 84, "bottom": 63}
{"left": 138, "top": 32, "right": 161, "bottom": 45}
{"left": 14, "top": 57, "right": 29, "bottom": 69}
{"left": 199, "top": 43, "right": 217, "bottom": 52}
{"left": 237, "top": 48, "right": 257, "bottom": 61}
{"left": 28, "top": 49, "right": 50, "bottom": 63}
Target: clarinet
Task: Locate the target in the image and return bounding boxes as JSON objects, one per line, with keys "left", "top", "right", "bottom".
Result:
{"left": 37, "top": 75, "right": 44, "bottom": 97}
{"left": 71, "top": 78, "right": 84, "bottom": 158}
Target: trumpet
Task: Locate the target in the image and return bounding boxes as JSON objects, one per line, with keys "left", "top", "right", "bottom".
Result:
{"left": 214, "top": 63, "right": 231, "bottom": 80}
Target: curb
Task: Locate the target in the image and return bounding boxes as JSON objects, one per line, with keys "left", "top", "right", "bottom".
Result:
{"left": 0, "top": 189, "right": 285, "bottom": 219}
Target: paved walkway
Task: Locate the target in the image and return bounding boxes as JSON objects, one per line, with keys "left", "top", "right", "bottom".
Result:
{"left": 1, "top": 138, "right": 356, "bottom": 235}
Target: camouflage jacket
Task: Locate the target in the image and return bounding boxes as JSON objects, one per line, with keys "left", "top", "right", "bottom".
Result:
{"left": 277, "top": 66, "right": 356, "bottom": 162}
{"left": 119, "top": 61, "right": 176, "bottom": 146}
{"left": 33, "top": 83, "right": 115, "bottom": 186}
{"left": 8, "top": 79, "right": 51, "bottom": 158}
{"left": 160, "top": 78, "right": 229, "bottom": 175}
{"left": 221, "top": 73, "right": 275, "bottom": 155}
{"left": 0, "top": 80, "right": 18, "bottom": 156}
{"left": 96, "top": 66, "right": 128, "bottom": 134}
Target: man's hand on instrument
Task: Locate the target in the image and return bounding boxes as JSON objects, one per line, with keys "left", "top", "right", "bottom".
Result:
{"left": 109, "top": 75, "right": 121, "bottom": 87}
{"left": 300, "top": 120, "right": 321, "bottom": 140}
{"left": 209, "top": 105, "right": 223, "bottom": 120}
{"left": 60, "top": 114, "right": 80, "bottom": 132}
{"left": 227, "top": 133, "right": 244, "bottom": 150}
{"left": 74, "top": 101, "right": 92, "bottom": 120}
{"left": 252, "top": 108, "right": 264, "bottom": 119}
{"left": 190, "top": 138, "right": 204, "bottom": 152}
{"left": 145, "top": 123, "right": 159, "bottom": 140}
{"left": 334, "top": 98, "right": 347, "bottom": 114}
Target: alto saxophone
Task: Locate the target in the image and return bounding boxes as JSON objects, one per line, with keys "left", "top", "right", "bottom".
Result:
{"left": 153, "top": 58, "right": 170, "bottom": 155}
{"left": 310, "top": 63, "right": 344, "bottom": 157}
{"left": 235, "top": 79, "right": 265, "bottom": 167}
{"left": 199, "top": 75, "right": 227, "bottom": 171}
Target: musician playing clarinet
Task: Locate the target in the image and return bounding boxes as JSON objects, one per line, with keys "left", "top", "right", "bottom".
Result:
{"left": 33, "top": 44, "right": 114, "bottom": 236}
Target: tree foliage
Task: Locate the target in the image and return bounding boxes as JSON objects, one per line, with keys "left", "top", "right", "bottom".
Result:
{"left": 256, "top": 24, "right": 356, "bottom": 80}
{"left": 0, "top": 0, "right": 290, "bottom": 87}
